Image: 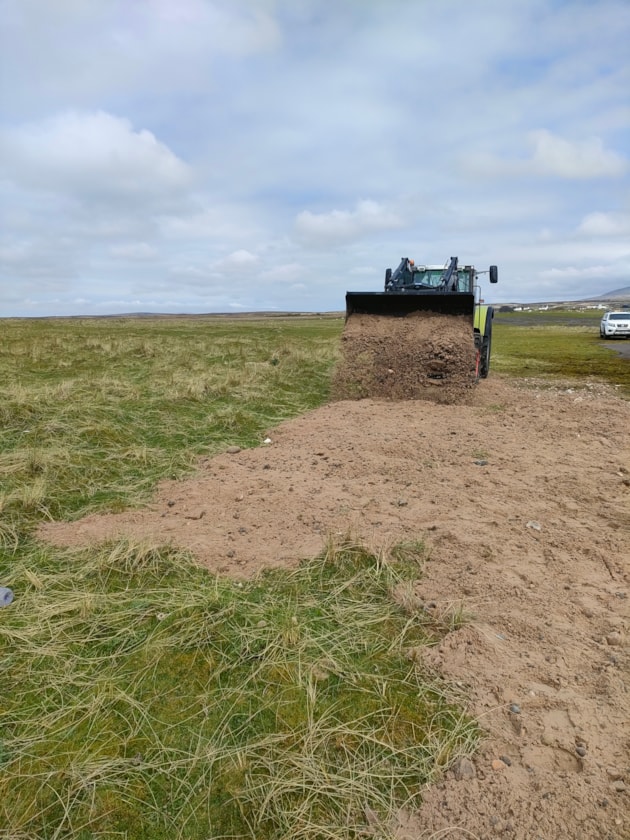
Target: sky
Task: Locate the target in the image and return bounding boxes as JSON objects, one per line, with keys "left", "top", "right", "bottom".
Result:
{"left": 1, "top": 0, "right": 629, "bottom": 317}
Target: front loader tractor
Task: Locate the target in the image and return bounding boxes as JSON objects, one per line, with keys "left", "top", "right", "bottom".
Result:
{"left": 345, "top": 256, "right": 498, "bottom": 379}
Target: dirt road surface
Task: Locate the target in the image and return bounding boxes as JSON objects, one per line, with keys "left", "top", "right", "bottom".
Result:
{"left": 40, "top": 376, "right": 630, "bottom": 839}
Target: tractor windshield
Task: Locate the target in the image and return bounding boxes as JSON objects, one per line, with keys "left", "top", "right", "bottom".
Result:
{"left": 398, "top": 268, "right": 473, "bottom": 292}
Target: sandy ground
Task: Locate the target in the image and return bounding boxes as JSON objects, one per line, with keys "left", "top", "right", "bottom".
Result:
{"left": 39, "top": 375, "right": 629, "bottom": 839}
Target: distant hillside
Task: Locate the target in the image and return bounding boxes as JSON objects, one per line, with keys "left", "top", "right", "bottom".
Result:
{"left": 599, "top": 286, "right": 630, "bottom": 300}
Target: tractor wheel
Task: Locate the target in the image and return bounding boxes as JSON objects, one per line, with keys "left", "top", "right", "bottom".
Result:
{"left": 479, "top": 332, "right": 492, "bottom": 379}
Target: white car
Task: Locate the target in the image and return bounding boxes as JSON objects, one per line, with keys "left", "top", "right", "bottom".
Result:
{"left": 600, "top": 311, "right": 630, "bottom": 339}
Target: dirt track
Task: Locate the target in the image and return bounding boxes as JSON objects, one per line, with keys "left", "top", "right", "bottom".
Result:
{"left": 39, "top": 376, "right": 630, "bottom": 839}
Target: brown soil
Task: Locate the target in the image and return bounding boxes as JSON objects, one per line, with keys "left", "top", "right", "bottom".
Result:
{"left": 38, "top": 376, "right": 630, "bottom": 839}
{"left": 332, "top": 312, "right": 478, "bottom": 403}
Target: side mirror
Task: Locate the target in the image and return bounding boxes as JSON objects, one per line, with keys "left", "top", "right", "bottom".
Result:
{"left": 489, "top": 265, "right": 498, "bottom": 284}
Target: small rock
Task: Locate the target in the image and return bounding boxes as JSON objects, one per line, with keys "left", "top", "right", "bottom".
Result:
{"left": 226, "top": 445, "right": 241, "bottom": 454}
{"left": 473, "top": 459, "right": 488, "bottom": 466}
{"left": 492, "top": 759, "right": 508, "bottom": 771}
{"left": 499, "top": 754, "right": 512, "bottom": 766}
{"left": 263, "top": 437, "right": 272, "bottom": 444}
{"left": 396, "top": 499, "right": 408, "bottom": 507}
{"left": 510, "top": 703, "right": 521, "bottom": 715}
{"left": 606, "top": 632, "right": 622, "bottom": 646}
{"left": 612, "top": 780, "right": 626, "bottom": 793}
{"left": 576, "top": 746, "right": 587, "bottom": 757}
{"left": 526, "top": 520, "right": 542, "bottom": 531}
{"left": 226, "top": 550, "right": 235, "bottom": 558}
{"left": 257, "top": 620, "right": 267, "bottom": 628}
{"left": 453, "top": 757, "right": 476, "bottom": 781}
{"left": 606, "top": 768, "right": 624, "bottom": 781}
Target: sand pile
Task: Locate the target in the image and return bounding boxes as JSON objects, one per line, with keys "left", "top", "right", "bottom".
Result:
{"left": 331, "top": 312, "right": 477, "bottom": 403}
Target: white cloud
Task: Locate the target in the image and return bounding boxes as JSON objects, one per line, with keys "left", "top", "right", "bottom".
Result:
{"left": 259, "top": 263, "right": 303, "bottom": 283}
{"left": 463, "top": 130, "right": 628, "bottom": 180}
{"left": 295, "top": 200, "right": 404, "bottom": 245}
{"left": 527, "top": 130, "right": 627, "bottom": 178}
{"left": 539, "top": 264, "right": 623, "bottom": 281}
{"left": 0, "top": 1, "right": 281, "bottom": 114}
{"left": 213, "top": 250, "right": 260, "bottom": 273}
{"left": 1, "top": 2, "right": 629, "bottom": 314}
{"left": 159, "top": 207, "right": 261, "bottom": 243}
{"left": 109, "top": 242, "right": 157, "bottom": 260}
{"left": 0, "top": 111, "right": 191, "bottom": 201}
{"left": 577, "top": 212, "right": 630, "bottom": 237}
{"left": 146, "top": 0, "right": 281, "bottom": 56}
{"left": 348, "top": 265, "right": 379, "bottom": 276}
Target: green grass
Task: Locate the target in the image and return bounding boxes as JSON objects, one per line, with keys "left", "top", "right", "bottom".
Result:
{"left": 1, "top": 310, "right": 627, "bottom": 839}
{"left": 0, "top": 315, "right": 479, "bottom": 840}
{"left": 492, "top": 317, "right": 630, "bottom": 395}
{"left": 0, "top": 317, "right": 342, "bottom": 532}
{"left": 1, "top": 536, "right": 476, "bottom": 839}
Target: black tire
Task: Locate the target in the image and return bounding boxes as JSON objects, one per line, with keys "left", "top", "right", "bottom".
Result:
{"left": 480, "top": 330, "right": 492, "bottom": 379}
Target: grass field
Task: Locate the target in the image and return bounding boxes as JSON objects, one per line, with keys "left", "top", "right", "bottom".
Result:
{"left": 0, "top": 312, "right": 627, "bottom": 839}
{"left": 492, "top": 310, "right": 630, "bottom": 392}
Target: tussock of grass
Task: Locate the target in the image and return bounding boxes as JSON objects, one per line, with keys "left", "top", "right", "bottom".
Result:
{"left": 1, "top": 538, "right": 477, "bottom": 839}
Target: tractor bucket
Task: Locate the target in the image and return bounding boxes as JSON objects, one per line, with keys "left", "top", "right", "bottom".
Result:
{"left": 345, "top": 291, "right": 475, "bottom": 320}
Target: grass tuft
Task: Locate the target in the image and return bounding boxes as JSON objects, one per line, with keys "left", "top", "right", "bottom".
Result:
{"left": 1, "top": 539, "right": 477, "bottom": 839}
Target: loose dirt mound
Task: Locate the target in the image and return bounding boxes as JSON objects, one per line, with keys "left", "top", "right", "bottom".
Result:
{"left": 38, "top": 377, "right": 630, "bottom": 839}
{"left": 332, "top": 312, "right": 477, "bottom": 403}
